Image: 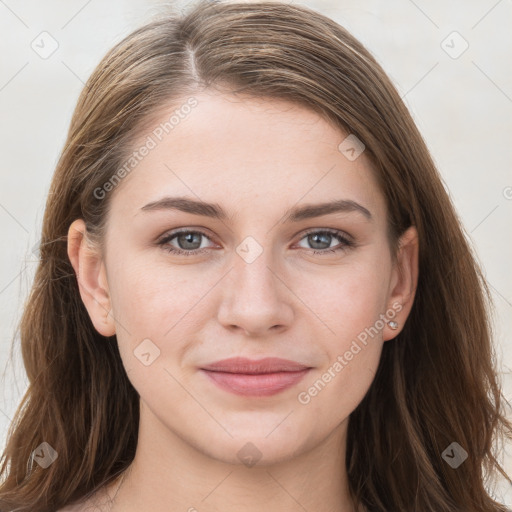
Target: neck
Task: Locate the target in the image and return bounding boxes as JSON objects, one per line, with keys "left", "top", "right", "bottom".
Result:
{"left": 99, "top": 402, "right": 358, "bottom": 512}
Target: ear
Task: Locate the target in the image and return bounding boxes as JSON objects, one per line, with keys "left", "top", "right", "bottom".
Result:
{"left": 67, "top": 219, "right": 116, "bottom": 337}
{"left": 383, "top": 225, "right": 419, "bottom": 341}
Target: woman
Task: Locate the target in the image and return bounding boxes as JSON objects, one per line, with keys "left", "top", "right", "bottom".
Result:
{"left": 0, "top": 1, "right": 510, "bottom": 511}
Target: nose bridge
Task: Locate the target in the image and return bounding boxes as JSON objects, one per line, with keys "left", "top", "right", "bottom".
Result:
{"left": 217, "top": 234, "right": 292, "bottom": 334}
{"left": 231, "top": 235, "right": 280, "bottom": 303}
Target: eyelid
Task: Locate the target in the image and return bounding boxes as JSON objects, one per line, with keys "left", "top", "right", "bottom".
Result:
{"left": 157, "top": 227, "right": 218, "bottom": 244}
{"left": 157, "top": 226, "right": 355, "bottom": 257}
{"left": 157, "top": 226, "right": 353, "bottom": 245}
{"left": 292, "top": 228, "right": 355, "bottom": 254}
{"left": 297, "top": 226, "right": 354, "bottom": 242}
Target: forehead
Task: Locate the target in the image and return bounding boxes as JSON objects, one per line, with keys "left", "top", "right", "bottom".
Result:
{"left": 109, "top": 90, "right": 386, "bottom": 224}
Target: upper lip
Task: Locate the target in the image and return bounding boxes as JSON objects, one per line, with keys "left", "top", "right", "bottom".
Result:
{"left": 201, "top": 357, "right": 311, "bottom": 374}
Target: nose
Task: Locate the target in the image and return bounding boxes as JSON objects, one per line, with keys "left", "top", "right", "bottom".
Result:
{"left": 216, "top": 248, "right": 294, "bottom": 337}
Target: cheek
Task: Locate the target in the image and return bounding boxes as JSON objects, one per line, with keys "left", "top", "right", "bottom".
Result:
{"left": 294, "top": 255, "right": 390, "bottom": 342}
{"left": 106, "top": 258, "right": 215, "bottom": 374}
{"left": 299, "top": 341, "right": 383, "bottom": 431}
{"left": 109, "top": 257, "right": 204, "bottom": 329}
{"left": 292, "top": 253, "right": 389, "bottom": 406}
{"left": 295, "top": 267, "right": 388, "bottom": 421}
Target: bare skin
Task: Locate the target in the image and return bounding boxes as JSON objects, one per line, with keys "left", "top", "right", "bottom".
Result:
{"left": 65, "top": 89, "right": 419, "bottom": 512}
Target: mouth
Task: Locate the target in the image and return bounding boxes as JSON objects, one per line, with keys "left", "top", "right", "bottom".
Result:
{"left": 200, "top": 357, "right": 312, "bottom": 397}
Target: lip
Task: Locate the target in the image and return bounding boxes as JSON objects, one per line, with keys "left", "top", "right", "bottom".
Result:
{"left": 200, "top": 357, "right": 311, "bottom": 397}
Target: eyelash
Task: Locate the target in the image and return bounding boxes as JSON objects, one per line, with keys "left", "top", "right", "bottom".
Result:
{"left": 157, "top": 228, "right": 355, "bottom": 257}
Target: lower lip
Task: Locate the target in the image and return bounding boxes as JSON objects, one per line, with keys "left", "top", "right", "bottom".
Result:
{"left": 201, "top": 369, "right": 310, "bottom": 397}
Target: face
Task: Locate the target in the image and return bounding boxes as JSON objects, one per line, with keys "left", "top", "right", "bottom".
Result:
{"left": 69, "top": 88, "right": 418, "bottom": 466}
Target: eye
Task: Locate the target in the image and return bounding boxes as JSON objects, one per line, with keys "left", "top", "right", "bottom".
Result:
{"left": 157, "top": 229, "right": 215, "bottom": 256}
{"left": 295, "top": 228, "right": 355, "bottom": 255}
{"left": 157, "top": 228, "right": 355, "bottom": 257}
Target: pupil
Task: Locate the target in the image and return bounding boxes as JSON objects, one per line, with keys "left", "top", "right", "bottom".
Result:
{"left": 180, "top": 233, "right": 200, "bottom": 249}
{"left": 310, "top": 233, "right": 330, "bottom": 249}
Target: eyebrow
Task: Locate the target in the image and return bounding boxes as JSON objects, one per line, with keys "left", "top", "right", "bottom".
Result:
{"left": 140, "top": 196, "right": 373, "bottom": 222}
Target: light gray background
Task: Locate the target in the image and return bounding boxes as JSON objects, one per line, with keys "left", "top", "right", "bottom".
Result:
{"left": 1, "top": 0, "right": 511, "bottom": 504}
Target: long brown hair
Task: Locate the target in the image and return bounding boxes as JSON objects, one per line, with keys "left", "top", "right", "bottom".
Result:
{"left": 1, "top": 1, "right": 510, "bottom": 510}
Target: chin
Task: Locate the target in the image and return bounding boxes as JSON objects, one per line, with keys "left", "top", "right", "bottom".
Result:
{"left": 200, "top": 430, "right": 309, "bottom": 468}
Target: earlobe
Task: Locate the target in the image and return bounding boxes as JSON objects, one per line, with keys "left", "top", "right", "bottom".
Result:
{"left": 67, "top": 219, "right": 116, "bottom": 337}
{"left": 383, "top": 225, "right": 419, "bottom": 341}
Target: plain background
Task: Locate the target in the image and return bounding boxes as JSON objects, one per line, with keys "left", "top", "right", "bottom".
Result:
{"left": 1, "top": 0, "right": 511, "bottom": 505}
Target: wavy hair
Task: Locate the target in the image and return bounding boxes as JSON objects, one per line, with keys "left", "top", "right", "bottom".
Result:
{"left": 1, "top": 1, "right": 511, "bottom": 510}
